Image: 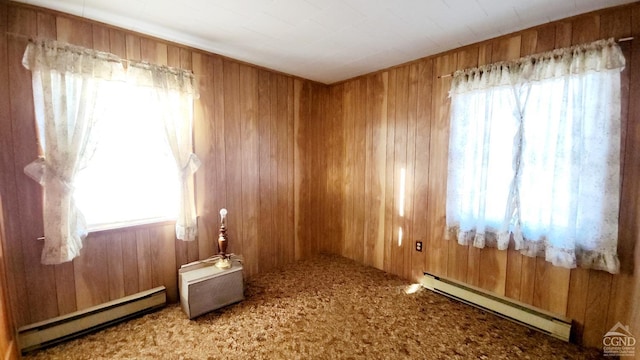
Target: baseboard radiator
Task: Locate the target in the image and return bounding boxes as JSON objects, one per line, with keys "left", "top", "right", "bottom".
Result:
{"left": 420, "top": 272, "right": 571, "bottom": 342}
{"left": 18, "top": 286, "right": 166, "bottom": 354}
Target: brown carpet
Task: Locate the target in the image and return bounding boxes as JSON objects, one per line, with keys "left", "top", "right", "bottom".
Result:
{"left": 25, "top": 254, "right": 601, "bottom": 359}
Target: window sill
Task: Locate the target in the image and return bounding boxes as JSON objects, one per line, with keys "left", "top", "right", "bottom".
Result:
{"left": 87, "top": 217, "right": 176, "bottom": 235}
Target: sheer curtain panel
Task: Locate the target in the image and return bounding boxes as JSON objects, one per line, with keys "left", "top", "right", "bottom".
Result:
{"left": 22, "top": 40, "right": 124, "bottom": 264}
{"left": 128, "top": 64, "right": 200, "bottom": 241}
{"left": 446, "top": 38, "right": 625, "bottom": 274}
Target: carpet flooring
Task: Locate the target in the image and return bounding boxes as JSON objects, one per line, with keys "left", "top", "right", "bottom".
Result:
{"left": 25, "top": 254, "right": 602, "bottom": 359}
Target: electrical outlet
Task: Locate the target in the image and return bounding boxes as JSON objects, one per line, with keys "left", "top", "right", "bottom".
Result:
{"left": 415, "top": 241, "right": 422, "bottom": 252}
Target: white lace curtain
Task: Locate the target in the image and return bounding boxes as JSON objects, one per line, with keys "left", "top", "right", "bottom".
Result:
{"left": 22, "top": 40, "right": 123, "bottom": 264}
{"left": 446, "top": 38, "right": 625, "bottom": 274}
{"left": 22, "top": 39, "right": 200, "bottom": 264}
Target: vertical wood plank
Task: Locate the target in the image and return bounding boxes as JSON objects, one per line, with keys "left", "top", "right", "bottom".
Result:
{"left": 223, "top": 60, "right": 243, "bottom": 258}
{"left": 211, "top": 55, "right": 227, "bottom": 257}
{"left": 258, "top": 70, "right": 274, "bottom": 271}
{"left": 402, "top": 64, "right": 418, "bottom": 280}
{"left": 391, "top": 66, "right": 409, "bottom": 278}
{"left": 582, "top": 272, "right": 613, "bottom": 347}
{"left": 56, "top": 16, "right": 91, "bottom": 45}
{"left": 342, "top": 80, "right": 356, "bottom": 260}
{"left": 8, "top": 6, "right": 58, "bottom": 323}
{"left": 363, "top": 75, "right": 374, "bottom": 267}
{"left": 531, "top": 259, "right": 570, "bottom": 316}
{"left": 240, "top": 64, "right": 259, "bottom": 276}
{"left": 276, "top": 76, "right": 289, "bottom": 261}
{"left": 0, "top": 1, "right": 30, "bottom": 327}
{"left": 293, "top": 78, "right": 303, "bottom": 261}
{"left": 74, "top": 234, "right": 109, "bottom": 310}
{"left": 571, "top": 15, "right": 600, "bottom": 45}
{"left": 120, "top": 230, "right": 139, "bottom": 296}
{"left": 353, "top": 78, "right": 367, "bottom": 265}
{"left": 534, "top": 24, "right": 557, "bottom": 53}
{"left": 519, "top": 30, "right": 537, "bottom": 56}
{"left": 555, "top": 22, "right": 572, "bottom": 48}
{"left": 135, "top": 228, "right": 152, "bottom": 291}
{"left": 106, "top": 232, "right": 125, "bottom": 300}
{"left": 317, "top": 82, "right": 330, "bottom": 254}
{"left": 426, "top": 53, "right": 455, "bottom": 277}
{"left": 600, "top": 7, "right": 632, "bottom": 39}
{"left": 327, "top": 84, "right": 345, "bottom": 256}
{"left": 383, "top": 69, "right": 397, "bottom": 273}
{"left": 302, "top": 81, "right": 316, "bottom": 258}
{"left": 364, "top": 72, "right": 388, "bottom": 270}
{"left": 567, "top": 268, "right": 590, "bottom": 344}
{"left": 411, "top": 61, "right": 432, "bottom": 281}
{"left": 0, "top": 195, "right": 19, "bottom": 360}
{"left": 36, "top": 11, "right": 56, "bottom": 39}
{"left": 286, "top": 77, "right": 296, "bottom": 263}
{"left": 150, "top": 225, "right": 177, "bottom": 303}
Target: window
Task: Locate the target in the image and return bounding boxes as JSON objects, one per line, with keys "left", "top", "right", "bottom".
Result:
{"left": 22, "top": 39, "right": 199, "bottom": 264}
{"left": 446, "top": 39, "right": 624, "bottom": 274}
{"left": 74, "top": 80, "right": 180, "bottom": 230}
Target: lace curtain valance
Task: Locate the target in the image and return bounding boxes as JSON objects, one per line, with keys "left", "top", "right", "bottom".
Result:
{"left": 22, "top": 39, "right": 200, "bottom": 95}
{"left": 450, "top": 38, "right": 625, "bottom": 94}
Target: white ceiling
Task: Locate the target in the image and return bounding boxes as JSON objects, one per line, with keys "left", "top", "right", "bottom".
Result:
{"left": 14, "top": 0, "right": 637, "bottom": 84}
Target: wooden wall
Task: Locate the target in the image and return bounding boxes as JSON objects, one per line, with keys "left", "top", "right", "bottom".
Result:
{"left": 0, "top": 2, "right": 324, "bottom": 329}
{"left": 0, "top": 196, "right": 18, "bottom": 360}
{"left": 321, "top": 3, "right": 640, "bottom": 349}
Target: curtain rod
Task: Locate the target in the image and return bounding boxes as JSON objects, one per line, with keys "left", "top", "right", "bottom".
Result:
{"left": 6, "top": 32, "right": 197, "bottom": 79}
{"left": 7, "top": 31, "right": 634, "bottom": 80}
{"left": 437, "top": 36, "right": 634, "bottom": 79}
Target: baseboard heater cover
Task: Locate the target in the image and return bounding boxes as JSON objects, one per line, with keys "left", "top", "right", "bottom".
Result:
{"left": 421, "top": 272, "right": 571, "bottom": 342}
{"left": 18, "top": 286, "right": 166, "bottom": 353}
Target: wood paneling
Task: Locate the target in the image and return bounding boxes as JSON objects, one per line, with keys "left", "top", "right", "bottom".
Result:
{"left": 323, "top": 3, "right": 640, "bottom": 350}
{"left": 364, "top": 72, "right": 388, "bottom": 270}
{"left": 0, "top": 2, "right": 321, "bottom": 330}
{"left": 7, "top": 5, "right": 58, "bottom": 324}
{"left": 0, "top": 1, "right": 30, "bottom": 329}
{"left": 0, "top": 196, "right": 19, "bottom": 360}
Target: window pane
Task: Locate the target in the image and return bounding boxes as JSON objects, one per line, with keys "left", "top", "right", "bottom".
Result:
{"left": 447, "top": 87, "right": 517, "bottom": 233}
{"left": 519, "top": 72, "right": 620, "bottom": 249}
{"left": 74, "top": 81, "right": 179, "bottom": 229}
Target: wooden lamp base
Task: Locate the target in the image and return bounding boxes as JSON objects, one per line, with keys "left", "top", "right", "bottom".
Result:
{"left": 216, "top": 209, "right": 231, "bottom": 269}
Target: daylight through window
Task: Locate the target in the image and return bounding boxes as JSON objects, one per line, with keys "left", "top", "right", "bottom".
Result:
{"left": 446, "top": 38, "right": 625, "bottom": 274}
